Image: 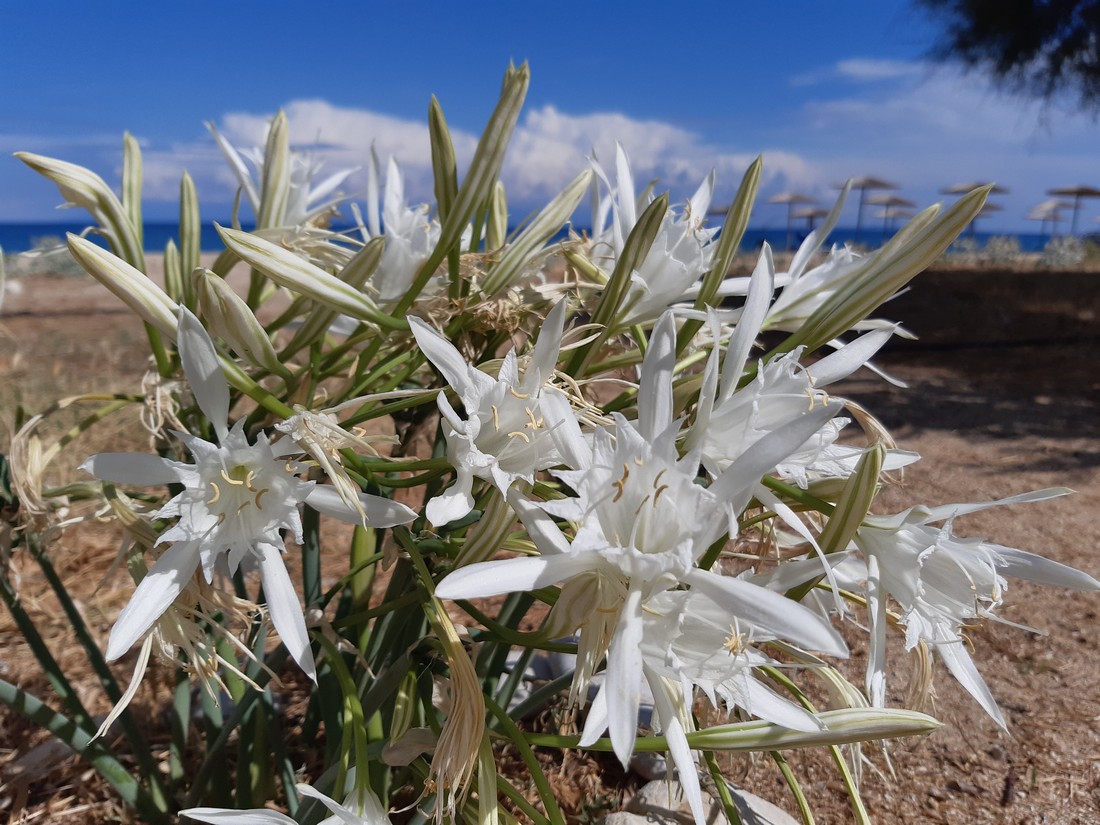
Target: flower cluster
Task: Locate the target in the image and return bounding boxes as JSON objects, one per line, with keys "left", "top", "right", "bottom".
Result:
{"left": 7, "top": 64, "right": 1096, "bottom": 825}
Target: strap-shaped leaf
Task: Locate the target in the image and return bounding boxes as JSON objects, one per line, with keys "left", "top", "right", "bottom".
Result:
{"left": 776, "top": 185, "right": 990, "bottom": 356}
{"left": 590, "top": 193, "right": 668, "bottom": 330}
{"left": 257, "top": 110, "right": 290, "bottom": 229}
{"left": 393, "top": 63, "right": 530, "bottom": 315}
{"left": 122, "top": 132, "right": 143, "bottom": 249}
{"left": 218, "top": 226, "right": 405, "bottom": 330}
{"left": 180, "top": 171, "right": 201, "bottom": 307}
{"left": 18, "top": 152, "right": 144, "bottom": 269}
{"left": 482, "top": 168, "right": 592, "bottom": 296}
{"left": 429, "top": 96, "right": 459, "bottom": 224}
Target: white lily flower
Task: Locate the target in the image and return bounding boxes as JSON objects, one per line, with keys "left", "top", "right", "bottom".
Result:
{"left": 82, "top": 307, "right": 415, "bottom": 681}
{"left": 584, "top": 588, "right": 825, "bottom": 825}
{"left": 691, "top": 255, "right": 912, "bottom": 488}
{"left": 436, "top": 312, "right": 846, "bottom": 774}
{"left": 591, "top": 143, "right": 717, "bottom": 326}
{"left": 854, "top": 489, "right": 1100, "bottom": 726}
{"left": 181, "top": 777, "right": 390, "bottom": 824}
{"left": 208, "top": 116, "right": 355, "bottom": 229}
{"left": 409, "top": 300, "right": 583, "bottom": 526}
{"left": 363, "top": 153, "right": 442, "bottom": 307}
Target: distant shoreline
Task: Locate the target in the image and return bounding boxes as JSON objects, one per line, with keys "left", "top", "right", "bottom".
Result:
{"left": 0, "top": 220, "right": 1081, "bottom": 256}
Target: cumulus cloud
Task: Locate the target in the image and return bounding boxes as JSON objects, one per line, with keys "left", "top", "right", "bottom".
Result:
{"left": 135, "top": 99, "right": 818, "bottom": 219}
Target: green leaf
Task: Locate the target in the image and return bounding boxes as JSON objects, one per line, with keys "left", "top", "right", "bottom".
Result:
{"left": 482, "top": 168, "right": 592, "bottom": 296}
{"left": 122, "top": 132, "right": 143, "bottom": 249}
{"left": 487, "top": 180, "right": 508, "bottom": 251}
{"left": 393, "top": 63, "right": 530, "bottom": 315}
{"left": 217, "top": 226, "right": 406, "bottom": 330}
{"left": 429, "top": 96, "right": 459, "bottom": 224}
{"left": 180, "top": 170, "right": 201, "bottom": 307}
{"left": 775, "top": 186, "right": 990, "bottom": 356}
{"left": 257, "top": 110, "right": 290, "bottom": 228}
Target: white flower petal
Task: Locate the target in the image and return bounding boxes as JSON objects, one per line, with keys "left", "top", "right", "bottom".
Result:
{"left": 529, "top": 299, "right": 567, "bottom": 383}
{"left": 106, "top": 541, "right": 202, "bottom": 661}
{"left": 934, "top": 625, "right": 1006, "bottom": 729}
{"left": 258, "top": 547, "right": 316, "bottom": 683}
{"left": 685, "top": 569, "right": 847, "bottom": 658}
{"left": 605, "top": 588, "right": 645, "bottom": 767}
{"left": 178, "top": 306, "right": 231, "bottom": 441}
{"left": 720, "top": 247, "right": 774, "bottom": 401}
{"left": 81, "top": 452, "right": 187, "bottom": 486}
{"left": 435, "top": 553, "right": 598, "bottom": 601}
{"left": 509, "top": 489, "right": 573, "bottom": 556}
{"left": 425, "top": 472, "right": 475, "bottom": 528}
{"left": 807, "top": 327, "right": 895, "bottom": 386}
{"left": 637, "top": 311, "right": 676, "bottom": 442}
{"left": 296, "top": 784, "right": 389, "bottom": 825}
{"left": 408, "top": 315, "right": 474, "bottom": 396}
{"left": 708, "top": 402, "right": 840, "bottom": 510}
{"left": 179, "top": 807, "right": 297, "bottom": 825}
{"left": 990, "top": 545, "right": 1100, "bottom": 590}
{"left": 305, "top": 484, "right": 416, "bottom": 528}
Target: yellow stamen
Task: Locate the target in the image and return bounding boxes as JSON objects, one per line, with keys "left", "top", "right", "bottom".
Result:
{"left": 255, "top": 488, "right": 270, "bottom": 508}
{"left": 221, "top": 469, "right": 246, "bottom": 486}
{"left": 508, "top": 387, "right": 530, "bottom": 400}
{"left": 653, "top": 484, "right": 670, "bottom": 505}
{"left": 206, "top": 481, "right": 222, "bottom": 505}
{"left": 491, "top": 404, "right": 500, "bottom": 430}
{"left": 507, "top": 430, "right": 531, "bottom": 443}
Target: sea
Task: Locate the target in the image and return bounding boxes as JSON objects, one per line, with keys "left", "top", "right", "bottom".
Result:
{"left": 0, "top": 221, "right": 1061, "bottom": 256}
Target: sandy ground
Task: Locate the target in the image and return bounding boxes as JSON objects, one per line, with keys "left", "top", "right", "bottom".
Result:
{"left": 0, "top": 260, "right": 1097, "bottom": 823}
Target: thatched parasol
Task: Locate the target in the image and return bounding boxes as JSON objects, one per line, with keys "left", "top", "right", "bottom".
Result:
{"left": 767, "top": 192, "right": 818, "bottom": 250}
{"left": 872, "top": 205, "right": 914, "bottom": 235}
{"left": 792, "top": 206, "right": 829, "bottom": 231}
{"left": 1046, "top": 185, "right": 1100, "bottom": 235}
{"left": 941, "top": 182, "right": 1009, "bottom": 196}
{"left": 1028, "top": 199, "right": 1071, "bottom": 240}
{"left": 835, "top": 176, "right": 898, "bottom": 241}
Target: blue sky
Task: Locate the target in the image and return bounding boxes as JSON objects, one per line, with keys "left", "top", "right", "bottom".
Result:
{"left": 3, "top": 1, "right": 1098, "bottom": 232}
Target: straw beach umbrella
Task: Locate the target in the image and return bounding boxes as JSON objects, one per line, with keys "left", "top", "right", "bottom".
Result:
{"left": 767, "top": 191, "right": 817, "bottom": 250}
{"left": 941, "top": 182, "right": 1009, "bottom": 196}
{"left": 1028, "top": 199, "right": 1069, "bottom": 241}
{"left": 872, "top": 206, "right": 914, "bottom": 236}
{"left": 792, "top": 206, "right": 829, "bottom": 232}
{"left": 1046, "top": 185, "right": 1100, "bottom": 235}
{"left": 866, "top": 194, "right": 915, "bottom": 240}
{"left": 836, "top": 176, "right": 898, "bottom": 242}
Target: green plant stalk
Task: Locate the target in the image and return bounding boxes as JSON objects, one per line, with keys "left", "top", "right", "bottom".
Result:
{"left": 0, "top": 678, "right": 169, "bottom": 823}
{"left": 314, "top": 633, "right": 372, "bottom": 800}
{"left": 302, "top": 505, "right": 323, "bottom": 609}
{"left": 28, "top": 538, "right": 167, "bottom": 800}
{"left": 761, "top": 665, "right": 871, "bottom": 824}
{"left": 458, "top": 600, "right": 578, "bottom": 654}
{"left": 702, "top": 749, "right": 745, "bottom": 825}
{"left": 485, "top": 696, "right": 567, "bottom": 824}
{"left": 771, "top": 750, "right": 816, "bottom": 825}
{"left": 169, "top": 669, "right": 191, "bottom": 785}
{"left": 184, "top": 648, "right": 287, "bottom": 807}
{"left": 0, "top": 571, "right": 97, "bottom": 735}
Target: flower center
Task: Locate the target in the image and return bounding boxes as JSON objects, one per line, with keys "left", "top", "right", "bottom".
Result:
{"left": 206, "top": 463, "right": 271, "bottom": 519}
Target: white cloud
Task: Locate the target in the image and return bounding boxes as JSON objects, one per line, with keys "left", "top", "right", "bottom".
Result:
{"left": 834, "top": 58, "right": 923, "bottom": 82}
{"left": 134, "top": 99, "right": 822, "bottom": 218}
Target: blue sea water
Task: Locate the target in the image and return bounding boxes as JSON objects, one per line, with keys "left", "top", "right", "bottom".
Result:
{"left": 0, "top": 220, "right": 1059, "bottom": 255}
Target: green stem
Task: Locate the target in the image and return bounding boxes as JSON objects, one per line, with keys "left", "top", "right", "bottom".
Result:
{"left": 0, "top": 678, "right": 169, "bottom": 823}
{"left": 485, "top": 696, "right": 567, "bottom": 824}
